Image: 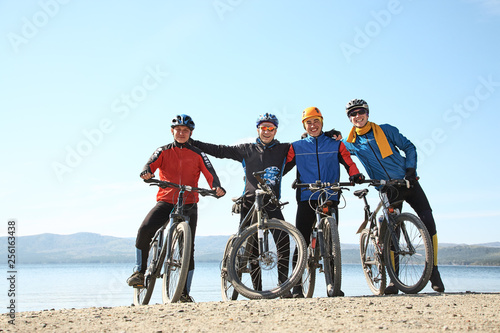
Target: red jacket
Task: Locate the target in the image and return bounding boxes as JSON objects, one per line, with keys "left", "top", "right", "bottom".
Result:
{"left": 143, "top": 141, "right": 222, "bottom": 204}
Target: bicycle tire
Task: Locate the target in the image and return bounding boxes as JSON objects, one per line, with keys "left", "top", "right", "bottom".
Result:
{"left": 322, "top": 217, "right": 342, "bottom": 297}
{"left": 133, "top": 240, "right": 161, "bottom": 305}
{"left": 227, "top": 219, "right": 307, "bottom": 299}
{"left": 383, "top": 213, "right": 433, "bottom": 294}
{"left": 162, "top": 222, "right": 192, "bottom": 303}
{"left": 301, "top": 244, "right": 317, "bottom": 298}
{"left": 359, "top": 228, "right": 386, "bottom": 295}
{"left": 221, "top": 235, "right": 239, "bottom": 301}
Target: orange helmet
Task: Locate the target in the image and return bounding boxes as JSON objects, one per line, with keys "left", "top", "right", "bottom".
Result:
{"left": 302, "top": 107, "right": 323, "bottom": 122}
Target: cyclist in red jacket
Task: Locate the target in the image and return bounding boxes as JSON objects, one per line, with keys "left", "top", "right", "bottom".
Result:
{"left": 126, "top": 114, "right": 225, "bottom": 302}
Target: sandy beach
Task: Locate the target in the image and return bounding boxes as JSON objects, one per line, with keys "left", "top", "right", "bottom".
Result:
{"left": 2, "top": 292, "right": 499, "bottom": 332}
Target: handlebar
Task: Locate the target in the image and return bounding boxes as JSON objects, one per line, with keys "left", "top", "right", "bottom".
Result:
{"left": 144, "top": 178, "right": 220, "bottom": 197}
{"left": 358, "top": 179, "right": 411, "bottom": 189}
{"left": 292, "top": 180, "right": 354, "bottom": 191}
{"left": 252, "top": 171, "right": 288, "bottom": 207}
{"left": 253, "top": 171, "right": 268, "bottom": 187}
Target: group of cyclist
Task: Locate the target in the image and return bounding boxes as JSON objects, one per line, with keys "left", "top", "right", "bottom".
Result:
{"left": 126, "top": 98, "right": 445, "bottom": 302}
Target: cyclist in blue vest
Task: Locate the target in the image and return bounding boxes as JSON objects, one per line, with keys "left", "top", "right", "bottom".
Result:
{"left": 286, "top": 107, "right": 365, "bottom": 298}
{"left": 342, "top": 98, "right": 445, "bottom": 294}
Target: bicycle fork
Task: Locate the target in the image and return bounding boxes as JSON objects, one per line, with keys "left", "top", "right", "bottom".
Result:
{"left": 255, "top": 190, "right": 268, "bottom": 254}
{"left": 163, "top": 219, "right": 178, "bottom": 271}
{"left": 254, "top": 190, "right": 277, "bottom": 269}
{"left": 313, "top": 213, "right": 328, "bottom": 272}
{"left": 142, "top": 226, "right": 166, "bottom": 288}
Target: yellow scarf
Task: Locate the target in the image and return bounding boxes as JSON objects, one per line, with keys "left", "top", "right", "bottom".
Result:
{"left": 347, "top": 122, "right": 393, "bottom": 159}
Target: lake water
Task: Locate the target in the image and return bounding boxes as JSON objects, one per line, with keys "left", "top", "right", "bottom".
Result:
{"left": 3, "top": 263, "right": 500, "bottom": 313}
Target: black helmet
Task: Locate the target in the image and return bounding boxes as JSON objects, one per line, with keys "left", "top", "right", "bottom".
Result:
{"left": 346, "top": 99, "right": 369, "bottom": 116}
{"left": 171, "top": 114, "right": 195, "bottom": 130}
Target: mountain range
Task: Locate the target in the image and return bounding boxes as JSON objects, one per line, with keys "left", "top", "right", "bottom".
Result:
{"left": 2, "top": 232, "right": 500, "bottom": 266}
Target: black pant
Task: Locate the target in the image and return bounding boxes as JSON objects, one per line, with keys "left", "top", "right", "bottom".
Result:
{"left": 385, "top": 181, "right": 437, "bottom": 236}
{"left": 135, "top": 201, "right": 198, "bottom": 273}
{"left": 295, "top": 200, "right": 339, "bottom": 247}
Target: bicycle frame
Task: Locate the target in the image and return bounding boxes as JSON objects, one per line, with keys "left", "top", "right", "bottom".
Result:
{"left": 163, "top": 188, "right": 191, "bottom": 269}
{"left": 310, "top": 192, "right": 336, "bottom": 267}
{"left": 135, "top": 178, "right": 218, "bottom": 305}
{"left": 294, "top": 180, "right": 352, "bottom": 297}
{"left": 356, "top": 181, "right": 409, "bottom": 254}
{"left": 222, "top": 170, "right": 307, "bottom": 300}
{"left": 144, "top": 187, "right": 192, "bottom": 284}
{"left": 355, "top": 178, "right": 433, "bottom": 295}
{"left": 295, "top": 181, "right": 349, "bottom": 255}
{"left": 236, "top": 173, "right": 287, "bottom": 257}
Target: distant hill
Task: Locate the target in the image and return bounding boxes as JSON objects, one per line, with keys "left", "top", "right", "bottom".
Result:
{"left": 1, "top": 233, "right": 500, "bottom": 266}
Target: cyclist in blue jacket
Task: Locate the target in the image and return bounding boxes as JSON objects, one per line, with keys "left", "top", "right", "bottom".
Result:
{"left": 286, "top": 107, "right": 365, "bottom": 298}
{"left": 342, "top": 98, "right": 445, "bottom": 294}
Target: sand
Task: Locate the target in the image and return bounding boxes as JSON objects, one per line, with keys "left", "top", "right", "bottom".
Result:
{"left": 2, "top": 292, "right": 499, "bottom": 332}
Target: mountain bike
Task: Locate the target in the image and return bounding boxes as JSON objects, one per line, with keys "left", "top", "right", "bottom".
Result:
{"left": 221, "top": 171, "right": 307, "bottom": 300}
{"left": 133, "top": 179, "right": 219, "bottom": 305}
{"left": 354, "top": 179, "right": 433, "bottom": 295}
{"left": 292, "top": 180, "right": 353, "bottom": 297}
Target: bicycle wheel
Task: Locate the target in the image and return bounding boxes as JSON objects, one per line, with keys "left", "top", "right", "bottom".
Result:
{"left": 221, "top": 235, "right": 239, "bottom": 301}
{"left": 383, "top": 213, "right": 433, "bottom": 294}
{"left": 162, "top": 222, "right": 192, "bottom": 303}
{"left": 322, "top": 217, "right": 342, "bottom": 297}
{"left": 359, "top": 228, "right": 386, "bottom": 295}
{"left": 227, "top": 219, "right": 306, "bottom": 299}
{"left": 133, "top": 240, "right": 161, "bottom": 305}
{"left": 301, "top": 244, "right": 317, "bottom": 298}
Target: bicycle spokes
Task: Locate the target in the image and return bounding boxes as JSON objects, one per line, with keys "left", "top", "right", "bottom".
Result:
{"left": 227, "top": 220, "right": 306, "bottom": 299}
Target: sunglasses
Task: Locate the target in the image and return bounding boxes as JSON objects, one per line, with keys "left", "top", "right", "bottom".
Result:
{"left": 348, "top": 109, "right": 367, "bottom": 117}
{"left": 259, "top": 126, "right": 276, "bottom": 131}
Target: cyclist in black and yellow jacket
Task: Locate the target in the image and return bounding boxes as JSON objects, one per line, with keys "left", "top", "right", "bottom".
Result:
{"left": 342, "top": 98, "right": 445, "bottom": 294}
{"left": 191, "top": 113, "right": 292, "bottom": 222}
{"left": 190, "top": 113, "right": 296, "bottom": 292}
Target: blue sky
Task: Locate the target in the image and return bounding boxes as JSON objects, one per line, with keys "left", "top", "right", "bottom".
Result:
{"left": 1, "top": 0, "right": 499, "bottom": 245}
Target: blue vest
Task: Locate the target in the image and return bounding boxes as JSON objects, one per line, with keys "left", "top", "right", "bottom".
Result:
{"left": 292, "top": 134, "right": 341, "bottom": 202}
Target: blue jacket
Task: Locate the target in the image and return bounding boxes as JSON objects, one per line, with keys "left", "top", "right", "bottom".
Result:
{"left": 289, "top": 133, "right": 359, "bottom": 202}
{"left": 343, "top": 124, "right": 417, "bottom": 180}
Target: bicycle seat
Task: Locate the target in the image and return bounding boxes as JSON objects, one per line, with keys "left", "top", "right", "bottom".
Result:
{"left": 354, "top": 189, "right": 369, "bottom": 198}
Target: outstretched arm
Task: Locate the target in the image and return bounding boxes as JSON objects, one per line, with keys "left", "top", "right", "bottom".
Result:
{"left": 190, "top": 139, "right": 244, "bottom": 162}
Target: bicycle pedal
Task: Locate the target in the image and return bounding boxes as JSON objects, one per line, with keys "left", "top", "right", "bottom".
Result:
{"left": 133, "top": 284, "right": 145, "bottom": 288}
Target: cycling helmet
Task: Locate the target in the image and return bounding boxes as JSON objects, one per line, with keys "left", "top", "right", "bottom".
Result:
{"left": 256, "top": 113, "right": 279, "bottom": 128}
{"left": 302, "top": 107, "right": 323, "bottom": 122}
{"left": 346, "top": 99, "right": 369, "bottom": 116}
{"left": 171, "top": 114, "right": 195, "bottom": 130}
